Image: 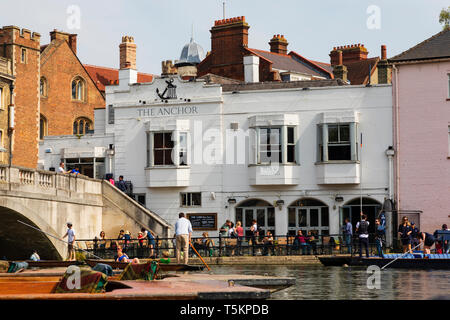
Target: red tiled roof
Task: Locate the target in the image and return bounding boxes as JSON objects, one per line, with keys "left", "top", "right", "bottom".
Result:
{"left": 247, "top": 48, "right": 328, "bottom": 78}
{"left": 83, "top": 65, "right": 154, "bottom": 92}
{"left": 345, "top": 57, "right": 379, "bottom": 85}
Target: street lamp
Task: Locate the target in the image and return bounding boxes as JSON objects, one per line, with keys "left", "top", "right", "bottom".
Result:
{"left": 106, "top": 144, "right": 115, "bottom": 178}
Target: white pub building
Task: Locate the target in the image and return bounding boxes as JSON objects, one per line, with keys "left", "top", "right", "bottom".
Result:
{"left": 39, "top": 63, "right": 394, "bottom": 243}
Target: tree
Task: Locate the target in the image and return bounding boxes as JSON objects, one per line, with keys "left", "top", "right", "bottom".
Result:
{"left": 439, "top": 7, "right": 450, "bottom": 30}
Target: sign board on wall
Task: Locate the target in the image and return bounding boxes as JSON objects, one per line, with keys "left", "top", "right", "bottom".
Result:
{"left": 187, "top": 213, "right": 217, "bottom": 231}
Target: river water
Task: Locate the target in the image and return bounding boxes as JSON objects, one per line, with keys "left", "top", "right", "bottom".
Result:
{"left": 210, "top": 265, "right": 450, "bottom": 300}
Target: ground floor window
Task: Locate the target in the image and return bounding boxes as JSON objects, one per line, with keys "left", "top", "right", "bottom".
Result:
{"left": 235, "top": 199, "right": 275, "bottom": 237}
{"left": 64, "top": 157, "right": 105, "bottom": 179}
{"left": 288, "top": 198, "right": 329, "bottom": 236}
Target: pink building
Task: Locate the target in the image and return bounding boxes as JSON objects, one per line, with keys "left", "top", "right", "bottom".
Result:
{"left": 390, "top": 29, "right": 450, "bottom": 234}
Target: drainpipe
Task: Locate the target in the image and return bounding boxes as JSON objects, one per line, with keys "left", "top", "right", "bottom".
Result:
{"left": 386, "top": 146, "right": 395, "bottom": 200}
{"left": 392, "top": 64, "right": 399, "bottom": 246}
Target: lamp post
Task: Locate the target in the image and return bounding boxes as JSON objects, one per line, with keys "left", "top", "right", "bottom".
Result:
{"left": 106, "top": 144, "right": 115, "bottom": 179}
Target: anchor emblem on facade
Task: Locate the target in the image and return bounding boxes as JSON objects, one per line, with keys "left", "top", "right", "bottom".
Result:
{"left": 156, "top": 78, "right": 177, "bottom": 100}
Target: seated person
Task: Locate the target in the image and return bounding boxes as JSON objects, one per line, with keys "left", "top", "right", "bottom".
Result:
{"left": 116, "top": 247, "right": 140, "bottom": 264}
{"left": 262, "top": 231, "right": 274, "bottom": 256}
{"left": 159, "top": 251, "right": 171, "bottom": 264}
{"left": 201, "top": 232, "right": 215, "bottom": 257}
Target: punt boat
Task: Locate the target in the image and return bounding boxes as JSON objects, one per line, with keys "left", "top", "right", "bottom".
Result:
{"left": 319, "top": 253, "right": 450, "bottom": 269}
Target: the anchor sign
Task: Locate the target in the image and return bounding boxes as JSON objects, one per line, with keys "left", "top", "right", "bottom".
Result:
{"left": 156, "top": 78, "right": 177, "bottom": 100}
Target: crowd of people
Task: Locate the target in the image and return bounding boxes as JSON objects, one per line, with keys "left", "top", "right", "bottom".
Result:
{"left": 398, "top": 217, "right": 449, "bottom": 255}
{"left": 55, "top": 212, "right": 448, "bottom": 264}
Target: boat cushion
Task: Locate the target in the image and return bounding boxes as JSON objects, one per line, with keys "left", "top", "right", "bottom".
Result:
{"left": 54, "top": 266, "right": 108, "bottom": 293}
{"left": 118, "top": 261, "right": 160, "bottom": 281}
{"left": 92, "top": 263, "right": 113, "bottom": 277}
{"left": 7, "top": 261, "right": 29, "bottom": 273}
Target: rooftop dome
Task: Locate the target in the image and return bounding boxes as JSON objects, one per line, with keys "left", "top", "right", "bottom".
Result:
{"left": 176, "top": 37, "right": 205, "bottom": 67}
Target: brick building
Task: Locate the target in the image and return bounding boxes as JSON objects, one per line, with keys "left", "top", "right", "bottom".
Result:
{"left": 40, "top": 30, "right": 105, "bottom": 138}
{"left": 1, "top": 26, "right": 154, "bottom": 170}
{"left": 197, "top": 16, "right": 333, "bottom": 82}
{"left": 0, "top": 26, "right": 41, "bottom": 168}
{"left": 329, "top": 44, "right": 391, "bottom": 85}
{"left": 0, "top": 49, "right": 14, "bottom": 165}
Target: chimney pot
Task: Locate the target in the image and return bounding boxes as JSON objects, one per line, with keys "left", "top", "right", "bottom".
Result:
{"left": 381, "top": 45, "right": 387, "bottom": 60}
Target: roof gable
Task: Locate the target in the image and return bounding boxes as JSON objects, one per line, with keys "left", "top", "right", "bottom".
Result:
{"left": 390, "top": 28, "right": 450, "bottom": 62}
{"left": 246, "top": 48, "right": 330, "bottom": 78}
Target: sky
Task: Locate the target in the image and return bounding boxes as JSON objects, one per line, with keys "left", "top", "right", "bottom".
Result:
{"left": 1, "top": 0, "right": 448, "bottom": 74}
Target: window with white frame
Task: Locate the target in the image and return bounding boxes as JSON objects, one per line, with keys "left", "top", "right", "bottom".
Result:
{"left": 259, "top": 127, "right": 281, "bottom": 163}
{"left": 180, "top": 192, "right": 201, "bottom": 207}
{"left": 318, "top": 123, "right": 358, "bottom": 162}
{"left": 179, "top": 132, "right": 188, "bottom": 165}
{"left": 255, "top": 126, "right": 297, "bottom": 164}
{"left": 153, "top": 132, "right": 174, "bottom": 165}
{"left": 147, "top": 131, "right": 188, "bottom": 166}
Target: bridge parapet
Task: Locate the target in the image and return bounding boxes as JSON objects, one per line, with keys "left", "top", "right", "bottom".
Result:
{"left": 0, "top": 164, "right": 102, "bottom": 202}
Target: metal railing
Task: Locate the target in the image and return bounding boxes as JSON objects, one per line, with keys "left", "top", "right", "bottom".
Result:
{"left": 76, "top": 233, "right": 389, "bottom": 260}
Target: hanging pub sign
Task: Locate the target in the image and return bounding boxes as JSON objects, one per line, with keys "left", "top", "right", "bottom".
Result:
{"left": 187, "top": 213, "right": 217, "bottom": 231}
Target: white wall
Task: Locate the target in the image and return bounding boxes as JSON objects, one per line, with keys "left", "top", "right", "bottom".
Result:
{"left": 39, "top": 77, "right": 393, "bottom": 238}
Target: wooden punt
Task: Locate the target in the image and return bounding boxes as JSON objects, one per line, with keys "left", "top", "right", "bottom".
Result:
{"left": 319, "top": 255, "right": 450, "bottom": 269}
{"left": 0, "top": 276, "right": 270, "bottom": 300}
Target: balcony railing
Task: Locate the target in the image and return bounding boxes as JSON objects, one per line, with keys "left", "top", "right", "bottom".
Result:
{"left": 76, "top": 233, "right": 395, "bottom": 260}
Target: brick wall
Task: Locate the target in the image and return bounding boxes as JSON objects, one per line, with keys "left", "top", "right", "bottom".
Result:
{"left": 40, "top": 38, "right": 105, "bottom": 136}
{"left": 1, "top": 27, "right": 41, "bottom": 168}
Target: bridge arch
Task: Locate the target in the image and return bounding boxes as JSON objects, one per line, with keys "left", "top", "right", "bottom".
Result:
{"left": 0, "top": 197, "right": 63, "bottom": 260}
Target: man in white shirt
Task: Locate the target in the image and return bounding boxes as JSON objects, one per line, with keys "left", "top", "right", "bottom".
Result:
{"left": 57, "top": 162, "right": 67, "bottom": 174}
{"left": 62, "top": 222, "right": 76, "bottom": 261}
{"left": 174, "top": 212, "right": 192, "bottom": 265}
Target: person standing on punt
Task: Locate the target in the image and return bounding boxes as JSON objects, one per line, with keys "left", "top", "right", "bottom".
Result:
{"left": 398, "top": 216, "right": 413, "bottom": 253}
{"left": 343, "top": 218, "right": 353, "bottom": 254}
{"left": 62, "top": 222, "right": 76, "bottom": 261}
{"left": 356, "top": 214, "right": 370, "bottom": 258}
{"left": 374, "top": 219, "right": 385, "bottom": 257}
{"left": 174, "top": 212, "right": 192, "bottom": 265}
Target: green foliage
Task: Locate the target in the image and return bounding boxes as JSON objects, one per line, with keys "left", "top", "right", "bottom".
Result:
{"left": 439, "top": 7, "right": 450, "bottom": 30}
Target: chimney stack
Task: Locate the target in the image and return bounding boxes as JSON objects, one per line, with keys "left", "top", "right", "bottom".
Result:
{"left": 378, "top": 45, "right": 390, "bottom": 84}
{"left": 118, "top": 36, "right": 137, "bottom": 88}
{"left": 332, "top": 50, "right": 348, "bottom": 83}
{"left": 119, "top": 36, "right": 137, "bottom": 70}
{"left": 381, "top": 45, "right": 387, "bottom": 60}
{"left": 269, "top": 34, "right": 288, "bottom": 54}
{"left": 330, "top": 44, "right": 368, "bottom": 65}
{"left": 68, "top": 34, "right": 77, "bottom": 54}
{"left": 50, "top": 29, "right": 77, "bottom": 54}
{"left": 244, "top": 55, "right": 259, "bottom": 83}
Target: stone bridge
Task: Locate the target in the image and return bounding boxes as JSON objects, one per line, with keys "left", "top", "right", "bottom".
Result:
{"left": 0, "top": 165, "right": 172, "bottom": 260}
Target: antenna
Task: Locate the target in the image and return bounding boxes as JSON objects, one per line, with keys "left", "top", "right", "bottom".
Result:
{"left": 191, "top": 22, "right": 194, "bottom": 41}
{"left": 223, "top": 1, "right": 226, "bottom": 19}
